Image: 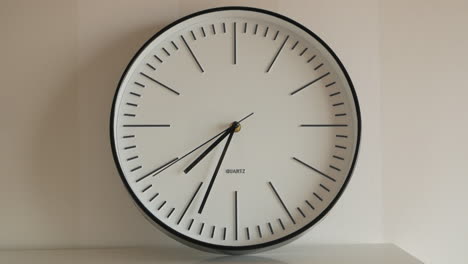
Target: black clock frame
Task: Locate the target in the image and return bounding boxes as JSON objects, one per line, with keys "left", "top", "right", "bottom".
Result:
{"left": 110, "top": 6, "right": 362, "bottom": 254}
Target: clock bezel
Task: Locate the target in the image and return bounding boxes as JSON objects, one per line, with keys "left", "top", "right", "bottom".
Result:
{"left": 110, "top": 6, "right": 362, "bottom": 254}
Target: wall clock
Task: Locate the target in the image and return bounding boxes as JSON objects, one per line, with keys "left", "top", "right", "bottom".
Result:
{"left": 110, "top": 6, "right": 361, "bottom": 254}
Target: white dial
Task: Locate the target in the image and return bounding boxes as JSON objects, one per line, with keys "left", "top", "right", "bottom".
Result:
{"left": 111, "top": 7, "right": 361, "bottom": 254}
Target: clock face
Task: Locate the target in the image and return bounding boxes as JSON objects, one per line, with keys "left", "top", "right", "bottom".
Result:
{"left": 111, "top": 7, "right": 361, "bottom": 254}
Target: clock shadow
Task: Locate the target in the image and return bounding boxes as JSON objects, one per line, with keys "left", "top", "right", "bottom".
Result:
{"left": 196, "top": 255, "right": 286, "bottom": 264}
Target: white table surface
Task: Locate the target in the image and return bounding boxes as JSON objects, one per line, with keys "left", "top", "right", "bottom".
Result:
{"left": 0, "top": 244, "right": 422, "bottom": 264}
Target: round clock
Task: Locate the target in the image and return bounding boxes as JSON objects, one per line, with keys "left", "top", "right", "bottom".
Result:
{"left": 110, "top": 6, "right": 361, "bottom": 254}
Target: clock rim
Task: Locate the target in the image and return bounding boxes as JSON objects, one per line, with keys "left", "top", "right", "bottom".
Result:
{"left": 109, "top": 6, "right": 362, "bottom": 254}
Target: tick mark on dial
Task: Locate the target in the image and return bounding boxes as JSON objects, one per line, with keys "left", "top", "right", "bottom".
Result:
{"left": 300, "top": 124, "right": 348, "bottom": 127}
{"left": 141, "top": 184, "right": 151, "bottom": 192}
{"left": 200, "top": 27, "right": 206, "bottom": 38}
{"left": 278, "top": 218, "right": 285, "bottom": 230}
{"left": 291, "top": 40, "right": 299, "bottom": 50}
{"left": 335, "top": 145, "right": 347, "bottom": 149}
{"left": 140, "top": 72, "right": 180, "bottom": 95}
{"left": 266, "top": 35, "right": 289, "bottom": 73}
{"left": 123, "top": 124, "right": 170, "bottom": 127}
{"left": 314, "top": 63, "right": 324, "bottom": 71}
{"left": 124, "top": 145, "right": 136, "bottom": 150}
{"left": 297, "top": 207, "right": 306, "bottom": 218}
{"left": 292, "top": 157, "right": 336, "bottom": 182}
{"left": 299, "top": 47, "right": 308, "bottom": 56}
{"left": 134, "top": 81, "right": 145, "bottom": 87}
{"left": 167, "top": 208, "right": 175, "bottom": 218}
{"left": 335, "top": 113, "right": 347, "bottom": 117}
{"left": 257, "top": 225, "right": 262, "bottom": 238}
{"left": 233, "top": 22, "right": 237, "bottom": 65}
{"left": 273, "top": 30, "right": 279, "bottom": 40}
{"left": 211, "top": 24, "right": 216, "bottom": 35}
{"left": 235, "top": 191, "right": 238, "bottom": 240}
{"left": 290, "top": 72, "right": 330, "bottom": 95}
{"left": 264, "top": 26, "right": 269, "bottom": 37}
{"left": 330, "top": 165, "right": 341, "bottom": 171}
{"left": 153, "top": 55, "right": 163, "bottom": 63}
{"left": 320, "top": 184, "right": 331, "bottom": 192}
{"left": 326, "top": 81, "right": 336, "bottom": 87}
{"left": 222, "top": 23, "right": 226, "bottom": 33}
{"left": 333, "top": 155, "right": 344, "bottom": 161}
{"left": 157, "top": 201, "right": 166, "bottom": 210}
{"left": 124, "top": 114, "right": 135, "bottom": 117}
{"left": 313, "top": 192, "right": 323, "bottom": 202}
{"left": 254, "top": 24, "right": 258, "bottom": 35}
{"left": 199, "top": 223, "right": 205, "bottom": 235}
{"left": 336, "top": 134, "right": 348, "bottom": 138}
{"left": 330, "top": 91, "right": 341, "bottom": 97}
{"left": 190, "top": 30, "right": 196, "bottom": 40}
{"left": 268, "top": 181, "right": 296, "bottom": 224}
{"left": 306, "top": 200, "right": 315, "bottom": 210}
{"left": 210, "top": 226, "right": 215, "bottom": 238}
{"left": 131, "top": 165, "right": 142, "bottom": 172}
{"left": 122, "top": 135, "right": 135, "bottom": 139}
{"left": 187, "top": 218, "right": 194, "bottom": 230}
{"left": 181, "top": 35, "right": 205, "bottom": 73}
{"left": 307, "top": 55, "right": 316, "bottom": 63}
{"left": 246, "top": 227, "right": 250, "bottom": 240}
{"left": 126, "top": 103, "right": 137, "bottom": 107}
{"left": 129, "top": 92, "right": 141, "bottom": 97}
{"left": 146, "top": 63, "right": 156, "bottom": 70}
{"left": 223, "top": 227, "right": 227, "bottom": 240}
{"left": 177, "top": 182, "right": 203, "bottom": 225}
{"left": 149, "top": 193, "right": 159, "bottom": 202}
{"left": 243, "top": 22, "right": 247, "bottom": 33}
{"left": 268, "top": 222, "right": 274, "bottom": 234}
{"left": 171, "top": 41, "right": 178, "bottom": 50}
{"left": 127, "top": 155, "right": 138, "bottom": 161}
{"left": 333, "top": 102, "right": 344, "bottom": 107}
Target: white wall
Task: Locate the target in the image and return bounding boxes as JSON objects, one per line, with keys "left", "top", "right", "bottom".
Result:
{"left": 381, "top": 0, "right": 468, "bottom": 263}
{"left": 0, "top": 0, "right": 383, "bottom": 249}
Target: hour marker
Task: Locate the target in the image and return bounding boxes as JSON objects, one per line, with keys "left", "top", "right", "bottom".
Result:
{"left": 146, "top": 63, "right": 156, "bottom": 70}
{"left": 181, "top": 35, "right": 205, "bottom": 73}
{"left": 136, "top": 157, "right": 178, "bottom": 183}
{"left": 171, "top": 41, "right": 178, "bottom": 50}
{"left": 313, "top": 192, "right": 323, "bottom": 202}
{"left": 299, "top": 47, "right": 308, "bottom": 56}
{"left": 330, "top": 165, "right": 341, "bottom": 171}
{"left": 292, "top": 157, "right": 336, "bottom": 182}
{"left": 141, "top": 184, "right": 151, "bottom": 192}
{"left": 167, "top": 208, "right": 175, "bottom": 218}
{"left": 290, "top": 72, "right": 330, "bottom": 95}
{"left": 177, "top": 182, "right": 203, "bottom": 225}
{"left": 201, "top": 27, "right": 206, "bottom": 37}
{"left": 333, "top": 102, "right": 344, "bottom": 107}
{"left": 335, "top": 145, "right": 347, "bottom": 149}
{"left": 320, "top": 184, "right": 331, "bottom": 192}
{"left": 330, "top": 91, "right": 341, "bottom": 97}
{"left": 129, "top": 92, "right": 141, "bottom": 97}
{"left": 223, "top": 227, "right": 227, "bottom": 240}
{"left": 264, "top": 26, "right": 269, "bottom": 37}
{"left": 124, "top": 114, "right": 135, "bottom": 117}
{"left": 307, "top": 55, "right": 316, "bottom": 63}
{"left": 291, "top": 40, "right": 299, "bottom": 50}
{"left": 149, "top": 193, "right": 159, "bottom": 202}
{"left": 126, "top": 103, "right": 137, "bottom": 107}
{"left": 273, "top": 30, "right": 279, "bottom": 40}
{"left": 333, "top": 155, "right": 344, "bottom": 161}
{"left": 314, "top": 63, "right": 324, "bottom": 71}
{"left": 326, "top": 81, "right": 336, "bottom": 87}
{"left": 127, "top": 155, "right": 138, "bottom": 161}
{"left": 235, "top": 191, "right": 238, "bottom": 240}
{"left": 211, "top": 226, "right": 215, "bottom": 238}
{"left": 187, "top": 218, "right": 194, "bottom": 230}
{"left": 278, "top": 218, "right": 285, "bottom": 230}
{"left": 131, "top": 165, "right": 142, "bottom": 172}
{"left": 134, "top": 81, "right": 145, "bottom": 87}
{"left": 254, "top": 24, "right": 258, "bottom": 34}
{"left": 243, "top": 22, "right": 247, "bottom": 33}
{"left": 336, "top": 134, "right": 348, "bottom": 138}
{"left": 140, "top": 72, "right": 180, "bottom": 95}
{"left": 157, "top": 201, "right": 166, "bottom": 210}
{"left": 300, "top": 124, "right": 347, "bottom": 127}
{"left": 153, "top": 55, "right": 163, "bottom": 63}
{"left": 246, "top": 227, "right": 250, "bottom": 240}
{"left": 268, "top": 181, "right": 296, "bottom": 224}
{"left": 233, "top": 22, "right": 237, "bottom": 65}
{"left": 297, "top": 207, "right": 306, "bottom": 218}
{"left": 211, "top": 24, "right": 216, "bottom": 34}
{"left": 124, "top": 145, "right": 136, "bottom": 150}
{"left": 266, "top": 35, "right": 289, "bottom": 73}
{"left": 199, "top": 223, "right": 205, "bottom": 235}
{"left": 123, "top": 135, "right": 134, "bottom": 139}
{"left": 123, "top": 124, "right": 170, "bottom": 127}
{"left": 268, "top": 222, "right": 274, "bottom": 234}
{"left": 306, "top": 200, "right": 315, "bottom": 210}
{"left": 222, "top": 22, "right": 226, "bottom": 33}
{"left": 335, "top": 113, "right": 347, "bottom": 117}
{"left": 190, "top": 30, "right": 196, "bottom": 40}
{"left": 257, "top": 225, "right": 262, "bottom": 238}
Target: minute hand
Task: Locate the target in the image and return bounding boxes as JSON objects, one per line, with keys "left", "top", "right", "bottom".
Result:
{"left": 183, "top": 123, "right": 235, "bottom": 174}
{"left": 198, "top": 125, "right": 236, "bottom": 214}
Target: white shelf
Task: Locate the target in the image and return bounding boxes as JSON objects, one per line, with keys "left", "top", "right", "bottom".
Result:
{"left": 0, "top": 244, "right": 421, "bottom": 264}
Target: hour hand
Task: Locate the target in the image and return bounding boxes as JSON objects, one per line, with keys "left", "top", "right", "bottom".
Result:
{"left": 184, "top": 123, "right": 236, "bottom": 174}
